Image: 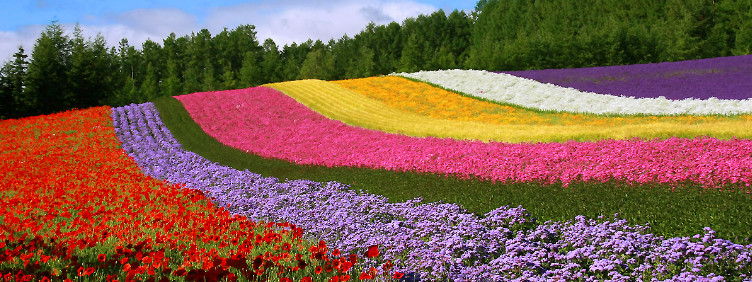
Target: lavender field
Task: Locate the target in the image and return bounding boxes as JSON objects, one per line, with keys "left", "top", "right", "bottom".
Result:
{"left": 501, "top": 55, "right": 752, "bottom": 100}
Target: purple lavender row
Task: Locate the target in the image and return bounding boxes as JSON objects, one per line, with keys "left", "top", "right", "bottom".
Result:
{"left": 111, "top": 102, "right": 752, "bottom": 281}
{"left": 500, "top": 55, "right": 752, "bottom": 100}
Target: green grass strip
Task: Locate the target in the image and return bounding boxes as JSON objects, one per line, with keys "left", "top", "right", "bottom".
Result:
{"left": 153, "top": 96, "right": 752, "bottom": 243}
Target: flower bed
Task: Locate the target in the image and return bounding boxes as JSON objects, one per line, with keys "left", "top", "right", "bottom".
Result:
{"left": 502, "top": 55, "right": 752, "bottom": 100}
{"left": 174, "top": 86, "right": 752, "bottom": 189}
{"left": 333, "top": 76, "right": 745, "bottom": 126}
{"left": 268, "top": 79, "right": 752, "bottom": 142}
{"left": 394, "top": 69, "right": 752, "bottom": 115}
{"left": 112, "top": 102, "right": 752, "bottom": 281}
{"left": 0, "top": 106, "right": 359, "bottom": 281}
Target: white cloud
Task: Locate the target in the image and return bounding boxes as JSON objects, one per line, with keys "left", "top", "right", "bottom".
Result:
{"left": 0, "top": 0, "right": 437, "bottom": 62}
{"left": 204, "top": 0, "right": 436, "bottom": 46}
{"left": 113, "top": 8, "right": 199, "bottom": 38}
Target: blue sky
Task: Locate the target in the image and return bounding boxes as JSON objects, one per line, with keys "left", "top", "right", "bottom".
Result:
{"left": 0, "top": 0, "right": 477, "bottom": 62}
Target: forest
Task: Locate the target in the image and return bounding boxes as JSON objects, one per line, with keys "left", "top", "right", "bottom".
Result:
{"left": 1, "top": 0, "right": 751, "bottom": 119}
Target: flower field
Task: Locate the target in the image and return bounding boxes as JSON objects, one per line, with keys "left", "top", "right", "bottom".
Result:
{"left": 0, "top": 107, "right": 397, "bottom": 281}
{"left": 4, "top": 54, "right": 752, "bottom": 281}
{"left": 264, "top": 79, "right": 752, "bottom": 142}
{"left": 173, "top": 85, "right": 752, "bottom": 189}
{"left": 501, "top": 55, "right": 752, "bottom": 100}
{"left": 395, "top": 69, "right": 752, "bottom": 115}
{"left": 332, "top": 76, "right": 738, "bottom": 126}
{"left": 112, "top": 102, "right": 752, "bottom": 281}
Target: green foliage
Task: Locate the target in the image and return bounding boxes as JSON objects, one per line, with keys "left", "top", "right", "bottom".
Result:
{"left": 154, "top": 96, "right": 752, "bottom": 244}
{"left": 0, "top": 46, "right": 28, "bottom": 118}
{"left": 23, "top": 22, "right": 70, "bottom": 116}
{"left": 298, "top": 42, "right": 336, "bottom": 80}
{"left": 4, "top": 1, "right": 752, "bottom": 119}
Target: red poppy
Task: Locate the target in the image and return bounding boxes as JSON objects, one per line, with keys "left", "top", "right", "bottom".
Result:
{"left": 315, "top": 266, "right": 323, "bottom": 274}
{"left": 359, "top": 272, "right": 373, "bottom": 280}
{"left": 302, "top": 277, "right": 312, "bottom": 282}
{"left": 98, "top": 254, "right": 106, "bottom": 262}
{"left": 84, "top": 267, "right": 95, "bottom": 276}
{"left": 280, "top": 278, "right": 292, "bottom": 282}
{"left": 329, "top": 276, "right": 340, "bottom": 282}
{"left": 341, "top": 274, "right": 350, "bottom": 281}
{"left": 365, "top": 245, "right": 379, "bottom": 258}
{"left": 393, "top": 272, "right": 405, "bottom": 279}
{"left": 340, "top": 261, "right": 353, "bottom": 272}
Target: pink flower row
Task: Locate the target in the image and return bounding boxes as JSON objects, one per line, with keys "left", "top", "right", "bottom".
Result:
{"left": 175, "top": 87, "right": 752, "bottom": 188}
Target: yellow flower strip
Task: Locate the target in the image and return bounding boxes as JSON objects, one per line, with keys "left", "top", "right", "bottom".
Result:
{"left": 265, "top": 79, "right": 752, "bottom": 143}
{"left": 332, "top": 76, "right": 750, "bottom": 126}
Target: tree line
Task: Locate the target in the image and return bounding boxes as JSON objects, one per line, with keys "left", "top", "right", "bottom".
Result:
{"left": 2, "top": 0, "right": 751, "bottom": 119}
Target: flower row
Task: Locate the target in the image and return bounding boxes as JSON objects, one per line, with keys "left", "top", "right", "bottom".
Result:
{"left": 394, "top": 69, "right": 752, "bottom": 115}
{"left": 502, "top": 54, "right": 752, "bottom": 100}
{"left": 333, "top": 76, "right": 745, "bottom": 126}
{"left": 175, "top": 86, "right": 752, "bottom": 188}
{"left": 112, "top": 102, "right": 752, "bottom": 281}
{"left": 0, "top": 107, "right": 366, "bottom": 281}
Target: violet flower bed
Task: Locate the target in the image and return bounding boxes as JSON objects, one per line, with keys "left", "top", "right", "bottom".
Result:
{"left": 501, "top": 55, "right": 752, "bottom": 100}
{"left": 111, "top": 102, "right": 752, "bottom": 281}
{"left": 174, "top": 87, "right": 752, "bottom": 189}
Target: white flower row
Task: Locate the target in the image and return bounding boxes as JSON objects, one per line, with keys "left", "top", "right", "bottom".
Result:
{"left": 393, "top": 69, "right": 752, "bottom": 115}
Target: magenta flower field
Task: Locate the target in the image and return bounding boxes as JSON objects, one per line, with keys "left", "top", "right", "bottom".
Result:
{"left": 175, "top": 87, "right": 752, "bottom": 188}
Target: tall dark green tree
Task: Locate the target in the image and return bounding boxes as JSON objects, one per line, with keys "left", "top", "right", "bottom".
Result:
{"left": 24, "top": 22, "right": 70, "bottom": 116}
{"left": 0, "top": 47, "right": 28, "bottom": 119}
{"left": 66, "top": 26, "right": 116, "bottom": 109}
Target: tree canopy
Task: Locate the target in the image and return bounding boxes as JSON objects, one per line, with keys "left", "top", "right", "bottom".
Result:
{"left": 2, "top": 0, "right": 751, "bottom": 119}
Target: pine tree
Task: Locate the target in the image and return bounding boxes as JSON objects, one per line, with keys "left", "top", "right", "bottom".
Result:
{"left": 0, "top": 46, "right": 28, "bottom": 118}
{"left": 398, "top": 33, "right": 423, "bottom": 73}
{"left": 261, "top": 39, "right": 282, "bottom": 83}
{"left": 238, "top": 51, "right": 262, "bottom": 87}
{"left": 24, "top": 22, "right": 70, "bottom": 116}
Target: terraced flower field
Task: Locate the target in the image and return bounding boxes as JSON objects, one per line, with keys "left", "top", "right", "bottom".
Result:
{"left": 4, "top": 54, "right": 752, "bottom": 281}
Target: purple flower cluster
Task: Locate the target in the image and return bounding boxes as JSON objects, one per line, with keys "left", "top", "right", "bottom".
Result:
{"left": 111, "top": 102, "right": 752, "bottom": 281}
{"left": 501, "top": 55, "right": 752, "bottom": 100}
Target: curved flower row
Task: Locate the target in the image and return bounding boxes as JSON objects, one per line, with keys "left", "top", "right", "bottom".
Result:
{"left": 394, "top": 69, "right": 752, "bottom": 115}
{"left": 112, "top": 102, "right": 752, "bottom": 281}
{"left": 502, "top": 54, "right": 752, "bottom": 100}
{"left": 175, "top": 86, "right": 752, "bottom": 188}
{"left": 0, "top": 107, "right": 343, "bottom": 281}
{"left": 332, "top": 76, "right": 742, "bottom": 126}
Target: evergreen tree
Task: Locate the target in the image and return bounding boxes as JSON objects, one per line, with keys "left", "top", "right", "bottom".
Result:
{"left": 109, "top": 38, "right": 141, "bottom": 107}
{"left": 66, "top": 26, "right": 116, "bottom": 109}
{"left": 24, "top": 22, "right": 70, "bottom": 116}
{"left": 140, "top": 62, "right": 160, "bottom": 102}
{"left": 345, "top": 45, "right": 375, "bottom": 78}
{"left": 0, "top": 47, "right": 28, "bottom": 118}
{"left": 298, "top": 44, "right": 335, "bottom": 80}
{"left": 398, "top": 33, "right": 423, "bottom": 72}
{"left": 162, "top": 59, "right": 182, "bottom": 96}
{"left": 238, "top": 51, "right": 262, "bottom": 87}
{"left": 220, "top": 61, "right": 238, "bottom": 90}
{"left": 261, "top": 39, "right": 283, "bottom": 83}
